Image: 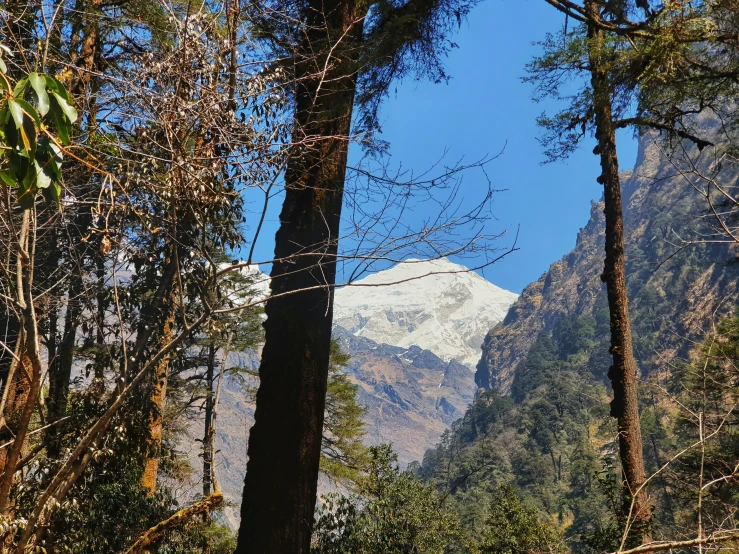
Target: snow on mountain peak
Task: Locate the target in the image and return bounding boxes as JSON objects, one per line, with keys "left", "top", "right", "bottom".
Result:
{"left": 333, "top": 258, "right": 518, "bottom": 368}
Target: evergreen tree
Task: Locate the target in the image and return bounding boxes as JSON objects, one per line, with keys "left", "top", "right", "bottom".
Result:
{"left": 527, "top": 0, "right": 649, "bottom": 533}
{"left": 312, "top": 445, "right": 461, "bottom": 554}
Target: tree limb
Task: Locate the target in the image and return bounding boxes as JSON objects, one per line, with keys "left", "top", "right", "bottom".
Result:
{"left": 124, "top": 492, "right": 224, "bottom": 554}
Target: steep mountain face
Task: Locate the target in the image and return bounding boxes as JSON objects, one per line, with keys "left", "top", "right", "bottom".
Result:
{"left": 333, "top": 328, "right": 477, "bottom": 463}
{"left": 475, "top": 135, "right": 739, "bottom": 393}
{"left": 334, "top": 258, "right": 518, "bottom": 368}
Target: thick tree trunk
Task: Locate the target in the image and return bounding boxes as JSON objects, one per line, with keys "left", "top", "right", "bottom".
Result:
{"left": 236, "top": 2, "right": 366, "bottom": 552}
{"left": 585, "top": 0, "right": 649, "bottom": 533}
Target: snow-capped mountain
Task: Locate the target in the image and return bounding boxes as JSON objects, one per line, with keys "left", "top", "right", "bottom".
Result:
{"left": 188, "top": 258, "right": 517, "bottom": 526}
{"left": 333, "top": 258, "right": 518, "bottom": 368}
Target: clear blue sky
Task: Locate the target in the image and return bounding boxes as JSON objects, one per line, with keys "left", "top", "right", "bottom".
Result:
{"left": 244, "top": 0, "right": 638, "bottom": 294}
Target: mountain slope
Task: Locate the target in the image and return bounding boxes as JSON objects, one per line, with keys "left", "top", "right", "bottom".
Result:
{"left": 335, "top": 258, "right": 517, "bottom": 368}
{"left": 333, "top": 328, "right": 477, "bottom": 463}
{"left": 475, "top": 134, "right": 739, "bottom": 392}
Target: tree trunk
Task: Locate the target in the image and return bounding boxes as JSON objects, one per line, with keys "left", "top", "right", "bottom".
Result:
{"left": 46, "top": 269, "right": 83, "bottom": 459}
{"left": 236, "top": 2, "right": 366, "bottom": 552}
{"left": 0, "top": 0, "right": 37, "bottom": 479}
{"left": 141, "top": 300, "right": 175, "bottom": 493}
{"left": 0, "top": 318, "right": 21, "bottom": 475}
{"left": 203, "top": 343, "right": 215, "bottom": 499}
{"left": 0, "top": 211, "right": 44, "bottom": 515}
{"left": 45, "top": 0, "right": 102, "bottom": 458}
{"left": 585, "top": 0, "right": 649, "bottom": 533}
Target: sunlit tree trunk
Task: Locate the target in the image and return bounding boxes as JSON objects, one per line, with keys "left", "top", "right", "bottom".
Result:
{"left": 585, "top": 0, "right": 649, "bottom": 533}
{"left": 141, "top": 283, "right": 177, "bottom": 493}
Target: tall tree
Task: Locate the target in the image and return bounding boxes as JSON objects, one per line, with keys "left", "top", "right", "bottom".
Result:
{"left": 238, "top": 4, "right": 368, "bottom": 551}
{"left": 584, "top": 0, "right": 649, "bottom": 532}
{"left": 527, "top": 0, "right": 650, "bottom": 535}
{"left": 237, "top": 1, "right": 478, "bottom": 551}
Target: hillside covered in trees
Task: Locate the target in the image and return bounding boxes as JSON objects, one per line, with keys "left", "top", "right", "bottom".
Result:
{"left": 1, "top": 1, "right": 739, "bottom": 554}
{"left": 477, "top": 132, "right": 739, "bottom": 392}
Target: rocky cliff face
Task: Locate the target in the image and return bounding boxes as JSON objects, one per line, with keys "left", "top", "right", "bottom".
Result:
{"left": 333, "top": 328, "right": 477, "bottom": 463}
{"left": 476, "top": 135, "right": 739, "bottom": 393}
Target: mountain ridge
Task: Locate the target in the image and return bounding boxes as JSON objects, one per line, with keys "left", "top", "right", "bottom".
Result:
{"left": 190, "top": 258, "right": 515, "bottom": 527}
{"left": 475, "top": 133, "right": 739, "bottom": 393}
{"left": 334, "top": 257, "right": 518, "bottom": 368}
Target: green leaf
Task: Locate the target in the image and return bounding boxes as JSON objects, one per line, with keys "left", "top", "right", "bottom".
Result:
{"left": 5, "top": 121, "right": 19, "bottom": 151}
{"left": 51, "top": 92, "right": 77, "bottom": 125}
{"left": 41, "top": 180, "right": 61, "bottom": 206}
{"left": 15, "top": 98, "right": 40, "bottom": 127}
{"left": 48, "top": 96, "right": 71, "bottom": 145}
{"left": 18, "top": 124, "right": 31, "bottom": 157}
{"left": 44, "top": 76, "right": 59, "bottom": 94}
{"left": 13, "top": 77, "right": 28, "bottom": 99}
{"left": 21, "top": 114, "right": 37, "bottom": 157}
{"left": 33, "top": 159, "right": 51, "bottom": 189}
{"left": 17, "top": 170, "right": 35, "bottom": 209}
{"left": 28, "top": 72, "right": 49, "bottom": 116}
{"left": 46, "top": 77, "right": 73, "bottom": 103}
{"left": 8, "top": 100, "right": 23, "bottom": 129}
{"left": 0, "top": 58, "right": 7, "bottom": 74}
{"left": 37, "top": 139, "right": 62, "bottom": 182}
{"left": 48, "top": 140, "right": 63, "bottom": 163}
{"left": 0, "top": 171, "right": 16, "bottom": 188}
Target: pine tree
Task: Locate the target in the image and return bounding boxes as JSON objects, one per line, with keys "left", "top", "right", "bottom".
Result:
{"left": 526, "top": 0, "right": 649, "bottom": 535}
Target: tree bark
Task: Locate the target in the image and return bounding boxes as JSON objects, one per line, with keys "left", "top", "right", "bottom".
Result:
{"left": 236, "top": 2, "right": 366, "bottom": 552}
{"left": 125, "top": 492, "right": 224, "bottom": 554}
{"left": 141, "top": 291, "right": 176, "bottom": 493}
{"left": 46, "top": 269, "right": 83, "bottom": 459}
{"left": 0, "top": 211, "right": 44, "bottom": 515}
{"left": 202, "top": 343, "right": 215, "bottom": 499}
{"left": 585, "top": 0, "right": 649, "bottom": 532}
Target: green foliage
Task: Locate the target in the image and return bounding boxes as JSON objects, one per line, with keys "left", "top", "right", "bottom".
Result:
{"left": 321, "top": 340, "right": 371, "bottom": 486}
{"left": 44, "top": 463, "right": 174, "bottom": 553}
{"left": 312, "top": 445, "right": 461, "bottom": 554}
{"left": 158, "top": 520, "right": 237, "bottom": 554}
{"left": 0, "top": 49, "right": 77, "bottom": 208}
{"left": 469, "top": 484, "right": 565, "bottom": 554}
{"left": 664, "top": 313, "right": 739, "bottom": 536}
{"left": 419, "top": 315, "right": 618, "bottom": 550}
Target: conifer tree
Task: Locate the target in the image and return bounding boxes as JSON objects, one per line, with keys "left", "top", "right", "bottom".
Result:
{"left": 528, "top": 0, "right": 649, "bottom": 535}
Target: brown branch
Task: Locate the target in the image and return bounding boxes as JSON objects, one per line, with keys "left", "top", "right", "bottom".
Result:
{"left": 616, "top": 117, "right": 714, "bottom": 151}
{"left": 614, "top": 529, "right": 739, "bottom": 554}
{"left": 124, "top": 492, "right": 224, "bottom": 554}
{"left": 15, "top": 309, "right": 209, "bottom": 552}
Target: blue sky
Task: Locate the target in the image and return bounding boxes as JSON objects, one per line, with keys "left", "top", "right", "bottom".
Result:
{"left": 245, "top": 0, "right": 638, "bottom": 294}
